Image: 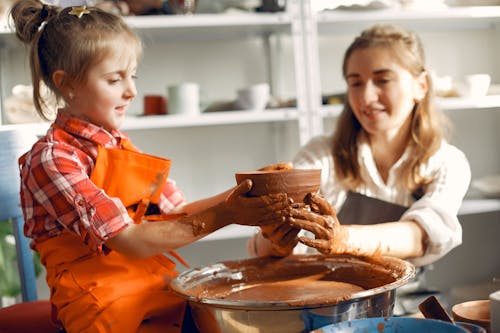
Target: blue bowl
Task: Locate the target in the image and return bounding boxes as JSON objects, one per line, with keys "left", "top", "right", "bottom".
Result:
{"left": 455, "top": 321, "right": 487, "bottom": 333}
{"left": 314, "top": 317, "right": 470, "bottom": 333}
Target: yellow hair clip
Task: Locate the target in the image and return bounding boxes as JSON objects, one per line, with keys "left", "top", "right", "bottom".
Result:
{"left": 69, "top": 6, "right": 90, "bottom": 19}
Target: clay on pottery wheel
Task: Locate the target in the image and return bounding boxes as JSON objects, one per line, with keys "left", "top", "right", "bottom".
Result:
{"left": 170, "top": 254, "right": 415, "bottom": 333}
{"left": 235, "top": 168, "right": 321, "bottom": 203}
{"left": 173, "top": 254, "right": 413, "bottom": 307}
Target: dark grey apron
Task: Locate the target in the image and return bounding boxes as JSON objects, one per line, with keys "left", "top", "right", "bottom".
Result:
{"left": 337, "top": 191, "right": 437, "bottom": 316}
{"left": 337, "top": 191, "right": 408, "bottom": 226}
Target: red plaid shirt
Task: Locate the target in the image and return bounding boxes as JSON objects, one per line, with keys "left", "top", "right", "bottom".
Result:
{"left": 20, "top": 111, "right": 185, "bottom": 253}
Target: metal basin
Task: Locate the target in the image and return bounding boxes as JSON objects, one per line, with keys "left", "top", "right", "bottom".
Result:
{"left": 170, "top": 254, "right": 415, "bottom": 333}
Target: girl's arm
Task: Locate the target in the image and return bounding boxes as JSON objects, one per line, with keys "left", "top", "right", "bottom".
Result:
{"left": 106, "top": 180, "right": 293, "bottom": 258}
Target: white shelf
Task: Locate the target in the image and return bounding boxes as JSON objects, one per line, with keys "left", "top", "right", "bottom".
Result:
{"left": 320, "top": 104, "right": 343, "bottom": 118}
{"left": 0, "top": 12, "right": 294, "bottom": 46}
{"left": 124, "top": 12, "right": 294, "bottom": 42}
{"left": 459, "top": 198, "right": 500, "bottom": 215}
{"left": 125, "top": 12, "right": 293, "bottom": 29}
{"left": 319, "top": 94, "right": 500, "bottom": 119}
{"left": 2, "top": 108, "right": 298, "bottom": 134}
{"left": 437, "top": 95, "right": 500, "bottom": 111}
{"left": 316, "top": 6, "right": 500, "bottom": 33}
{"left": 0, "top": 122, "right": 50, "bottom": 137}
{"left": 122, "top": 108, "right": 298, "bottom": 130}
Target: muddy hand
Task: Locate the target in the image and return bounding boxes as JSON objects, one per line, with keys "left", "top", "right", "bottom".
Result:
{"left": 226, "top": 178, "right": 253, "bottom": 202}
{"left": 260, "top": 217, "right": 301, "bottom": 256}
{"left": 304, "top": 192, "right": 335, "bottom": 216}
{"left": 221, "top": 179, "right": 292, "bottom": 227}
{"left": 288, "top": 194, "right": 348, "bottom": 254}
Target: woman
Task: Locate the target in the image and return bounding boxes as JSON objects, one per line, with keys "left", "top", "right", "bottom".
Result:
{"left": 249, "top": 24, "right": 471, "bottom": 271}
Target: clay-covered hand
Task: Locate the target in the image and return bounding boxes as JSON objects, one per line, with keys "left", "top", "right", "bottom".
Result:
{"left": 192, "top": 179, "right": 292, "bottom": 236}
{"left": 259, "top": 211, "right": 301, "bottom": 256}
{"left": 221, "top": 179, "right": 292, "bottom": 226}
{"left": 288, "top": 193, "right": 349, "bottom": 254}
{"left": 258, "top": 161, "right": 294, "bottom": 171}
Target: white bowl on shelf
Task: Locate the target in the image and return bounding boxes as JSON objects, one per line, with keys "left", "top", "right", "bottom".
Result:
{"left": 235, "top": 83, "right": 270, "bottom": 111}
{"left": 447, "top": 0, "right": 500, "bottom": 5}
{"left": 456, "top": 74, "right": 491, "bottom": 98}
{"left": 472, "top": 175, "right": 500, "bottom": 198}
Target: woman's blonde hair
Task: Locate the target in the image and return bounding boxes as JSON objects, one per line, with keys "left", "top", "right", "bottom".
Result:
{"left": 332, "top": 24, "right": 449, "bottom": 195}
{"left": 10, "top": 0, "right": 142, "bottom": 120}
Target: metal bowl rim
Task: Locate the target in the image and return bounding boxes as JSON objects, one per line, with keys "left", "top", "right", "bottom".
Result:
{"left": 170, "top": 254, "right": 415, "bottom": 310}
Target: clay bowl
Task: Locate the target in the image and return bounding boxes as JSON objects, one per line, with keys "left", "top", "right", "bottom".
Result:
{"left": 452, "top": 300, "right": 491, "bottom": 332}
{"left": 235, "top": 168, "right": 321, "bottom": 203}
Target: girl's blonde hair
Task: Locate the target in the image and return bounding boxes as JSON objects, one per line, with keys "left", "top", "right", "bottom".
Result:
{"left": 332, "top": 24, "right": 449, "bottom": 195}
{"left": 10, "top": 0, "right": 142, "bottom": 120}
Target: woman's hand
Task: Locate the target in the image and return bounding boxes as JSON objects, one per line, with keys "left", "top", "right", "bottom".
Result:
{"left": 258, "top": 217, "right": 301, "bottom": 257}
{"left": 288, "top": 193, "right": 349, "bottom": 254}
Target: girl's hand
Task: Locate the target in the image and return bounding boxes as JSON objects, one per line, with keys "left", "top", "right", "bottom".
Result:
{"left": 191, "top": 179, "right": 293, "bottom": 236}
{"left": 259, "top": 219, "right": 300, "bottom": 257}
{"left": 222, "top": 179, "right": 292, "bottom": 226}
{"left": 288, "top": 193, "right": 349, "bottom": 254}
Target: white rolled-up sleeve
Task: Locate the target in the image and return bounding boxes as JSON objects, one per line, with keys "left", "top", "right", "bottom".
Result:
{"left": 402, "top": 144, "right": 471, "bottom": 266}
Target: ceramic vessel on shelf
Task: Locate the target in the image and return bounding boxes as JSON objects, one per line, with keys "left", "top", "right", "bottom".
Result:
{"left": 169, "top": 0, "right": 198, "bottom": 14}
{"left": 235, "top": 83, "right": 271, "bottom": 111}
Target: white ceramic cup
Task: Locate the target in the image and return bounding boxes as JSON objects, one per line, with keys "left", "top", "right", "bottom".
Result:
{"left": 169, "top": 0, "right": 198, "bottom": 14}
{"left": 458, "top": 74, "right": 491, "bottom": 98}
{"left": 491, "top": 290, "right": 500, "bottom": 333}
{"left": 168, "top": 83, "right": 200, "bottom": 116}
{"left": 235, "top": 83, "right": 270, "bottom": 110}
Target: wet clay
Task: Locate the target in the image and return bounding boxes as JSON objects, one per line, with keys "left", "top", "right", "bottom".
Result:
{"left": 180, "top": 255, "right": 411, "bottom": 307}
{"left": 235, "top": 168, "right": 321, "bottom": 203}
{"left": 199, "top": 272, "right": 364, "bottom": 304}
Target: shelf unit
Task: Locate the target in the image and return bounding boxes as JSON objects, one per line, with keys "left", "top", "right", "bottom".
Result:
{"left": 316, "top": 5, "right": 500, "bottom": 32}
{"left": 303, "top": 5, "right": 500, "bottom": 131}
{"left": 122, "top": 108, "right": 298, "bottom": 129}
{"left": 1, "top": 108, "right": 298, "bottom": 135}
{"left": 3, "top": 4, "right": 500, "bottom": 140}
{"left": 0, "top": 2, "right": 499, "bottom": 240}
{"left": 321, "top": 95, "right": 500, "bottom": 118}
{"left": 0, "top": 2, "right": 307, "bottom": 129}
{"left": 306, "top": 3, "right": 500, "bottom": 224}
{"left": 125, "top": 12, "right": 294, "bottom": 41}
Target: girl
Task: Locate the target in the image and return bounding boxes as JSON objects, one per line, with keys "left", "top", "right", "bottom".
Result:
{"left": 11, "top": 1, "right": 295, "bottom": 332}
{"left": 250, "top": 24, "right": 471, "bottom": 269}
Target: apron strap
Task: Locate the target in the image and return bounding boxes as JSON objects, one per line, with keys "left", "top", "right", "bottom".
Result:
{"left": 132, "top": 198, "right": 151, "bottom": 224}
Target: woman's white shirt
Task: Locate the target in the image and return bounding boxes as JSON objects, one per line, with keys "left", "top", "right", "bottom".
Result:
{"left": 292, "top": 133, "right": 471, "bottom": 267}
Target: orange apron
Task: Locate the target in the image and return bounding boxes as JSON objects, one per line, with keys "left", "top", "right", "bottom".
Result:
{"left": 34, "top": 140, "right": 187, "bottom": 333}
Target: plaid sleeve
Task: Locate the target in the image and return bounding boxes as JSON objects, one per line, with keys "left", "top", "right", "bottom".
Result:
{"left": 24, "top": 142, "right": 132, "bottom": 252}
{"left": 158, "top": 178, "right": 185, "bottom": 213}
